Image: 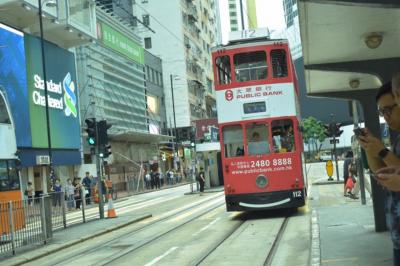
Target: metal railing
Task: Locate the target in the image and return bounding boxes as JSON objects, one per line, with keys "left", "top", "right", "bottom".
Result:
{"left": 0, "top": 197, "right": 48, "bottom": 256}
{"left": 0, "top": 186, "right": 102, "bottom": 258}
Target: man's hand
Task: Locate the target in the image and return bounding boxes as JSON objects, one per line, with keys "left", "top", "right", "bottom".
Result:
{"left": 357, "top": 128, "right": 386, "bottom": 157}
{"left": 375, "top": 166, "right": 400, "bottom": 191}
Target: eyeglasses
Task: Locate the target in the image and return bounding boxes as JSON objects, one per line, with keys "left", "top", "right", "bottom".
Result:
{"left": 378, "top": 104, "right": 398, "bottom": 117}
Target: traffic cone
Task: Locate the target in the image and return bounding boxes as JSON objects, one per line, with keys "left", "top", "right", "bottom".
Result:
{"left": 107, "top": 193, "right": 117, "bottom": 218}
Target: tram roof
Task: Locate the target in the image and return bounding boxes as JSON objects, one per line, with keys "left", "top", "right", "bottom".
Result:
{"left": 211, "top": 39, "right": 289, "bottom": 53}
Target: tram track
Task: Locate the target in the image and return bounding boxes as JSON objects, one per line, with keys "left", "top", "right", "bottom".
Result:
{"left": 37, "top": 192, "right": 224, "bottom": 266}
{"left": 263, "top": 213, "right": 291, "bottom": 266}
{"left": 192, "top": 209, "right": 295, "bottom": 266}
{"left": 101, "top": 198, "right": 226, "bottom": 266}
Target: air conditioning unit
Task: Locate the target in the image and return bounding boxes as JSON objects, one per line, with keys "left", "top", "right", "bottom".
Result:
{"left": 36, "top": 155, "right": 50, "bottom": 165}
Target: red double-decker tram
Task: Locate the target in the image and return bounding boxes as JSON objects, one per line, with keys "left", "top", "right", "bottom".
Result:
{"left": 211, "top": 32, "right": 306, "bottom": 211}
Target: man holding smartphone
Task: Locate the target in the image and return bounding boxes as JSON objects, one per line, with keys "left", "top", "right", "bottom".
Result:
{"left": 377, "top": 72, "right": 400, "bottom": 189}
{"left": 358, "top": 81, "right": 400, "bottom": 265}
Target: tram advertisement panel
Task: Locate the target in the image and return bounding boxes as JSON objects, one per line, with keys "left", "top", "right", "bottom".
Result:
{"left": 216, "top": 83, "right": 296, "bottom": 124}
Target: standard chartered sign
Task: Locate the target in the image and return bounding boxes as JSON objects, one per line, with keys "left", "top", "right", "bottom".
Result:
{"left": 32, "top": 73, "right": 77, "bottom": 117}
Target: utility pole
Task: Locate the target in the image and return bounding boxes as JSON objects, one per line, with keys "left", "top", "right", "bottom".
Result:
{"left": 170, "top": 74, "right": 178, "bottom": 170}
{"left": 352, "top": 101, "right": 366, "bottom": 204}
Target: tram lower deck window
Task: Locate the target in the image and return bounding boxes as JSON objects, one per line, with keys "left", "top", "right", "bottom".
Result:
{"left": 272, "top": 120, "right": 295, "bottom": 153}
{"left": 0, "top": 160, "right": 20, "bottom": 191}
{"left": 222, "top": 125, "right": 244, "bottom": 157}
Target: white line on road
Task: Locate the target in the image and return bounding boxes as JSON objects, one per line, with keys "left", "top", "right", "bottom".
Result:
{"left": 144, "top": 246, "right": 179, "bottom": 266}
{"left": 192, "top": 217, "right": 221, "bottom": 236}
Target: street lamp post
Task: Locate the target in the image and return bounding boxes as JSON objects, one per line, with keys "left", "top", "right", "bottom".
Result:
{"left": 170, "top": 74, "right": 178, "bottom": 170}
{"left": 38, "top": 0, "right": 57, "bottom": 184}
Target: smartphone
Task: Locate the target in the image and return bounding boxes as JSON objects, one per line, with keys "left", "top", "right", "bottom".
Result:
{"left": 353, "top": 128, "right": 365, "bottom": 137}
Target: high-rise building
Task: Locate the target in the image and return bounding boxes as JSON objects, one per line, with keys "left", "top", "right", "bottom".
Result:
{"left": 131, "top": 0, "right": 219, "bottom": 134}
{"left": 228, "top": 0, "right": 257, "bottom": 31}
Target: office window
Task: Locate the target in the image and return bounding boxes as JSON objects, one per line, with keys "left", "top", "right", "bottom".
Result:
{"left": 143, "top": 14, "right": 150, "bottom": 26}
{"left": 144, "top": 37, "right": 152, "bottom": 49}
{"left": 131, "top": 16, "right": 137, "bottom": 27}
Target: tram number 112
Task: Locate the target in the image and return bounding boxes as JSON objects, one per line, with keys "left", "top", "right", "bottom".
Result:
{"left": 292, "top": 191, "right": 302, "bottom": 198}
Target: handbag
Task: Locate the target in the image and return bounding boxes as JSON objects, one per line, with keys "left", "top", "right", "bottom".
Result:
{"left": 346, "top": 176, "right": 354, "bottom": 189}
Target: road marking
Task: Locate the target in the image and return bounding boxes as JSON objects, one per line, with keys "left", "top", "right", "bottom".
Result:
{"left": 192, "top": 217, "right": 221, "bottom": 236}
{"left": 322, "top": 257, "right": 358, "bottom": 263}
{"left": 144, "top": 246, "right": 178, "bottom": 266}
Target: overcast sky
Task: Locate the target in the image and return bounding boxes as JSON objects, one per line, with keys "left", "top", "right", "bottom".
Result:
{"left": 219, "top": 0, "right": 285, "bottom": 43}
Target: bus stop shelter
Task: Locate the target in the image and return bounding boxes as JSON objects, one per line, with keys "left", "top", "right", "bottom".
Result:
{"left": 297, "top": 0, "right": 400, "bottom": 231}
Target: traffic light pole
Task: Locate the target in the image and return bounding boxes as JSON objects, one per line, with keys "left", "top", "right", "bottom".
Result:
{"left": 95, "top": 122, "right": 104, "bottom": 219}
{"left": 332, "top": 134, "right": 340, "bottom": 181}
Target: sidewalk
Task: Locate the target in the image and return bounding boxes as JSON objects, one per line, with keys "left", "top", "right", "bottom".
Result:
{"left": 2, "top": 211, "right": 152, "bottom": 266}
{"left": 310, "top": 167, "right": 392, "bottom": 265}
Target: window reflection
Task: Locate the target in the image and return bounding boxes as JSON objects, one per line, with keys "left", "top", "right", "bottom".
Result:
{"left": 222, "top": 125, "right": 244, "bottom": 157}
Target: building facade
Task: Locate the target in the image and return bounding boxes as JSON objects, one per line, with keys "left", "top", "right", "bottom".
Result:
{"left": 131, "top": 0, "right": 218, "bottom": 130}
{"left": 76, "top": 7, "right": 169, "bottom": 182}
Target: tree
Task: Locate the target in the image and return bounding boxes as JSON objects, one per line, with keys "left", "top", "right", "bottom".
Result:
{"left": 301, "top": 116, "right": 327, "bottom": 156}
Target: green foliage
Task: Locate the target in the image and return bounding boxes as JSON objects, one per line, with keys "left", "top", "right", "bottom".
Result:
{"left": 301, "top": 116, "right": 327, "bottom": 144}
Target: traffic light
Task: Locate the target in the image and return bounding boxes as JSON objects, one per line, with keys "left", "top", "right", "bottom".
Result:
{"left": 98, "top": 120, "right": 112, "bottom": 146}
{"left": 85, "top": 118, "right": 97, "bottom": 146}
{"left": 99, "top": 144, "right": 111, "bottom": 158}
{"left": 324, "top": 123, "right": 334, "bottom": 137}
{"left": 103, "top": 144, "right": 112, "bottom": 158}
{"left": 333, "top": 123, "right": 344, "bottom": 137}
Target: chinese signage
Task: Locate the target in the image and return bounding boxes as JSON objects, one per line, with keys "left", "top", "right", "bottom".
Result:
{"left": 98, "top": 22, "right": 144, "bottom": 65}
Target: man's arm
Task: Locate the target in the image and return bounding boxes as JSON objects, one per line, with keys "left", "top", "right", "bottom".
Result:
{"left": 357, "top": 128, "right": 400, "bottom": 172}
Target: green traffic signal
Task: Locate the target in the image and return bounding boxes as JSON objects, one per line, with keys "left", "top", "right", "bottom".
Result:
{"left": 88, "top": 137, "right": 95, "bottom": 145}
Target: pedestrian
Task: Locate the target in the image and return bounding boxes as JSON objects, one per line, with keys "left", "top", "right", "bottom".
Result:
{"left": 155, "top": 169, "right": 160, "bottom": 189}
{"left": 145, "top": 170, "right": 151, "bottom": 189}
{"left": 65, "top": 178, "right": 75, "bottom": 210}
{"left": 82, "top": 172, "right": 92, "bottom": 205}
{"left": 51, "top": 179, "right": 62, "bottom": 207}
{"left": 198, "top": 167, "right": 206, "bottom": 194}
{"left": 159, "top": 168, "right": 164, "bottom": 187}
{"left": 150, "top": 169, "right": 155, "bottom": 189}
{"left": 25, "top": 182, "right": 34, "bottom": 206}
{"left": 357, "top": 81, "right": 400, "bottom": 265}
{"left": 73, "top": 178, "right": 82, "bottom": 210}
{"left": 169, "top": 169, "right": 174, "bottom": 185}
{"left": 342, "top": 151, "right": 355, "bottom": 197}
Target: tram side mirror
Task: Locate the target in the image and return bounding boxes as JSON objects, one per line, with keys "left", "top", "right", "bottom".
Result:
{"left": 298, "top": 126, "right": 304, "bottom": 132}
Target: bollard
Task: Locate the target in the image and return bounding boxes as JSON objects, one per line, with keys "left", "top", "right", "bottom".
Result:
{"left": 61, "top": 192, "right": 67, "bottom": 229}
{"left": 8, "top": 201, "right": 16, "bottom": 255}
{"left": 81, "top": 187, "right": 86, "bottom": 223}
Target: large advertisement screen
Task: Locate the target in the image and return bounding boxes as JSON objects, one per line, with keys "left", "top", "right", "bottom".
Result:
{"left": 0, "top": 23, "right": 80, "bottom": 150}
{"left": 24, "top": 34, "right": 80, "bottom": 149}
{"left": 0, "top": 24, "right": 31, "bottom": 147}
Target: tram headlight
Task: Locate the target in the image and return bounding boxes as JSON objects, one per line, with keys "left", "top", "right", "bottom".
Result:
{"left": 256, "top": 175, "right": 268, "bottom": 188}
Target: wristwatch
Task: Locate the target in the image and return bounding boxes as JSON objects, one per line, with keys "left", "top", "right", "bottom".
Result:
{"left": 378, "top": 148, "right": 390, "bottom": 160}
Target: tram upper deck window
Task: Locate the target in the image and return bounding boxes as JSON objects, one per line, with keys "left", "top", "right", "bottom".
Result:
{"left": 215, "top": 55, "right": 232, "bottom": 85}
{"left": 272, "top": 119, "right": 295, "bottom": 153}
{"left": 0, "top": 95, "right": 11, "bottom": 124}
{"left": 246, "top": 124, "right": 270, "bottom": 155}
{"left": 222, "top": 125, "right": 244, "bottom": 158}
{"left": 234, "top": 51, "right": 267, "bottom": 82}
{"left": 271, "top": 49, "right": 288, "bottom": 78}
